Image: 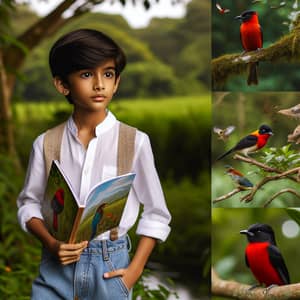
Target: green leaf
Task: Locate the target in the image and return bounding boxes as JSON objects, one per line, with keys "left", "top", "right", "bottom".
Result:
{"left": 286, "top": 208, "right": 300, "bottom": 226}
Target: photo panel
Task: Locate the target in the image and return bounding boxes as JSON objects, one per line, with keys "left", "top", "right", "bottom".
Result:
{"left": 212, "top": 0, "right": 300, "bottom": 91}
{"left": 212, "top": 92, "right": 300, "bottom": 208}
{"left": 212, "top": 208, "right": 300, "bottom": 299}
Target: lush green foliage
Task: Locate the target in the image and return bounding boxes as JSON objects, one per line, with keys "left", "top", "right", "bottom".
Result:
{"left": 2, "top": 96, "right": 210, "bottom": 298}
{"left": 261, "top": 144, "right": 300, "bottom": 170}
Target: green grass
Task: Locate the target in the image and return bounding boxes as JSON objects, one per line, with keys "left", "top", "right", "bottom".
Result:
{"left": 14, "top": 95, "right": 210, "bottom": 123}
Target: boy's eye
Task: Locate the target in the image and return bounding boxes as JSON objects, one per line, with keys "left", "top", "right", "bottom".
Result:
{"left": 104, "top": 71, "right": 115, "bottom": 78}
{"left": 80, "top": 72, "right": 92, "bottom": 78}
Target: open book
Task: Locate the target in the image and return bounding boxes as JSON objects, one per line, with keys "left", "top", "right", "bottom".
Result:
{"left": 42, "top": 160, "right": 135, "bottom": 243}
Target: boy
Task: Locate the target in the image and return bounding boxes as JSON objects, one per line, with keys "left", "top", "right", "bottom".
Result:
{"left": 17, "top": 29, "right": 171, "bottom": 299}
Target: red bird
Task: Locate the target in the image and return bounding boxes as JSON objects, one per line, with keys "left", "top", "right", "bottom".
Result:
{"left": 235, "top": 10, "right": 263, "bottom": 85}
{"left": 240, "top": 223, "right": 290, "bottom": 287}
{"left": 51, "top": 188, "right": 65, "bottom": 232}
{"left": 217, "top": 124, "right": 273, "bottom": 160}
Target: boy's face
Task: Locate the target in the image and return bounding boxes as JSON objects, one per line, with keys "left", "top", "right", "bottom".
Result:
{"left": 57, "top": 59, "right": 120, "bottom": 115}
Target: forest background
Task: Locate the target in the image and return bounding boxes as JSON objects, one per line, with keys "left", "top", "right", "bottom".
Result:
{"left": 0, "top": 0, "right": 211, "bottom": 299}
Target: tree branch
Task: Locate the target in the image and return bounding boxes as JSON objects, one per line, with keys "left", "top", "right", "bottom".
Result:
{"left": 212, "top": 268, "right": 300, "bottom": 300}
{"left": 212, "top": 188, "right": 242, "bottom": 204}
{"left": 240, "top": 163, "right": 300, "bottom": 203}
{"left": 212, "top": 23, "right": 300, "bottom": 88}
{"left": 234, "top": 154, "right": 299, "bottom": 183}
{"left": 4, "top": 0, "right": 79, "bottom": 70}
{"left": 264, "top": 188, "right": 300, "bottom": 207}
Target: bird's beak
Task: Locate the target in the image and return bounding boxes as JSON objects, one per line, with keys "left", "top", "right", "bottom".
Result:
{"left": 235, "top": 15, "right": 242, "bottom": 20}
{"left": 240, "top": 230, "right": 254, "bottom": 236}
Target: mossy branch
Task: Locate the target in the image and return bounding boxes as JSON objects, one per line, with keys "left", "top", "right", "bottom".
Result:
{"left": 212, "top": 268, "right": 300, "bottom": 300}
{"left": 212, "top": 24, "right": 300, "bottom": 88}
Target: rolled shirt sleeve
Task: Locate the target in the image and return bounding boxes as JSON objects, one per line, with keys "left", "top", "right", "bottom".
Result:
{"left": 132, "top": 133, "right": 171, "bottom": 242}
{"left": 17, "top": 134, "right": 47, "bottom": 232}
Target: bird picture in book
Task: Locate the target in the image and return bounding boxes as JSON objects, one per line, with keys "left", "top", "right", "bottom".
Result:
{"left": 51, "top": 188, "right": 65, "bottom": 232}
{"left": 42, "top": 161, "right": 79, "bottom": 242}
{"left": 77, "top": 194, "right": 127, "bottom": 242}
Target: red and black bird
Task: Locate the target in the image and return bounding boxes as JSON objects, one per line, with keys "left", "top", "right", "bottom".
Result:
{"left": 235, "top": 10, "right": 263, "bottom": 85}
{"left": 51, "top": 188, "right": 65, "bottom": 232}
{"left": 216, "top": 124, "right": 273, "bottom": 161}
{"left": 240, "top": 223, "right": 290, "bottom": 287}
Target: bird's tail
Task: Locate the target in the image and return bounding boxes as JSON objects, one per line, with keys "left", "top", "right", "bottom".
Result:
{"left": 216, "top": 148, "right": 233, "bottom": 161}
{"left": 247, "top": 62, "right": 258, "bottom": 85}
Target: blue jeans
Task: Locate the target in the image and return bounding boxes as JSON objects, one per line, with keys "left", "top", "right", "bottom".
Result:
{"left": 31, "top": 236, "right": 132, "bottom": 300}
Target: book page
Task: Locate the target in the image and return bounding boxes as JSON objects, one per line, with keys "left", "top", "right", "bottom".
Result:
{"left": 42, "top": 160, "right": 80, "bottom": 242}
{"left": 75, "top": 173, "right": 135, "bottom": 242}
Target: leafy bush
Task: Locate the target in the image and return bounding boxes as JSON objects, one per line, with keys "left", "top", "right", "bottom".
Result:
{"left": 118, "top": 61, "right": 180, "bottom": 98}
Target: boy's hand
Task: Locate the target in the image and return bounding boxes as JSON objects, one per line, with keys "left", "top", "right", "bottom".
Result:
{"left": 51, "top": 241, "right": 88, "bottom": 265}
{"left": 103, "top": 264, "right": 143, "bottom": 290}
{"left": 26, "top": 218, "right": 88, "bottom": 265}
{"left": 103, "top": 236, "right": 156, "bottom": 290}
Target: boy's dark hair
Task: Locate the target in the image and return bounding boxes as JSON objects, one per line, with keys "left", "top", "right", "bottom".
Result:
{"left": 49, "top": 29, "right": 126, "bottom": 102}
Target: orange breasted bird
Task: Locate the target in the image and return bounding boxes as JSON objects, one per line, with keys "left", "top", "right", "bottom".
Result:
{"left": 216, "top": 124, "right": 273, "bottom": 161}
{"left": 225, "top": 165, "right": 253, "bottom": 189}
{"left": 240, "top": 223, "right": 290, "bottom": 287}
{"left": 235, "top": 10, "right": 263, "bottom": 85}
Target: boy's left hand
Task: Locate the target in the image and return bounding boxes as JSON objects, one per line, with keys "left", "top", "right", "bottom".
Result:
{"left": 103, "top": 236, "right": 156, "bottom": 290}
{"left": 103, "top": 265, "right": 142, "bottom": 290}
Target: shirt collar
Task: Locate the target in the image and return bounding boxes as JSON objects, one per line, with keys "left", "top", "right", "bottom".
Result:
{"left": 67, "top": 110, "right": 117, "bottom": 138}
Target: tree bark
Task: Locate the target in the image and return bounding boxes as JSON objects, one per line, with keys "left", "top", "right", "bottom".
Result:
{"left": 0, "top": 50, "right": 14, "bottom": 153}
{"left": 212, "top": 268, "right": 300, "bottom": 300}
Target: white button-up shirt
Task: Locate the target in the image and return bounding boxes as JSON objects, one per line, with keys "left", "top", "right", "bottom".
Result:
{"left": 17, "top": 111, "right": 171, "bottom": 242}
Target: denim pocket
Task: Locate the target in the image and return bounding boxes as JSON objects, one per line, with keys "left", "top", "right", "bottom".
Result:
{"left": 105, "top": 248, "right": 131, "bottom": 296}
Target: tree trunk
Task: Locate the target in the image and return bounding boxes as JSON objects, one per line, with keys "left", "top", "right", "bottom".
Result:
{"left": 0, "top": 0, "right": 86, "bottom": 167}
{"left": 0, "top": 51, "right": 14, "bottom": 152}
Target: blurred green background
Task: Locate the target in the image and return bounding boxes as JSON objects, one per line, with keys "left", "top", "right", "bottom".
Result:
{"left": 212, "top": 0, "right": 300, "bottom": 91}
{"left": 0, "top": 0, "right": 211, "bottom": 299}
{"left": 212, "top": 92, "right": 300, "bottom": 207}
{"left": 212, "top": 208, "right": 300, "bottom": 299}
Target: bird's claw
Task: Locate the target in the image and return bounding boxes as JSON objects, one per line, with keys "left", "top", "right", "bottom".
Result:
{"left": 263, "top": 284, "right": 278, "bottom": 294}
{"left": 248, "top": 283, "right": 261, "bottom": 291}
